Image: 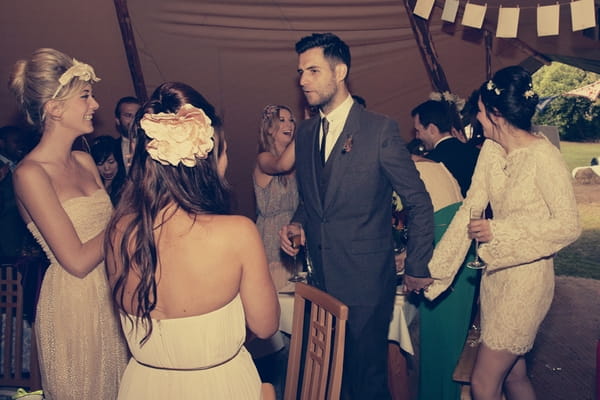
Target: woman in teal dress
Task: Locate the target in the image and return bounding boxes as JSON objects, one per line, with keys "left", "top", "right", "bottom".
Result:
{"left": 412, "top": 159, "right": 480, "bottom": 400}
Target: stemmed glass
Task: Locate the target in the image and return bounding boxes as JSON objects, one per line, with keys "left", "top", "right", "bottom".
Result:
{"left": 288, "top": 231, "right": 304, "bottom": 282}
{"left": 466, "top": 208, "right": 487, "bottom": 270}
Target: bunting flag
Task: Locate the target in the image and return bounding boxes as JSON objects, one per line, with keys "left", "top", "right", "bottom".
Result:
{"left": 442, "top": 0, "right": 461, "bottom": 22}
{"left": 537, "top": 4, "right": 560, "bottom": 36}
{"left": 413, "top": 0, "right": 598, "bottom": 38}
{"left": 571, "top": 0, "right": 597, "bottom": 31}
{"left": 497, "top": 6, "right": 520, "bottom": 37}
{"left": 414, "top": 0, "right": 436, "bottom": 19}
{"left": 462, "top": 2, "right": 487, "bottom": 28}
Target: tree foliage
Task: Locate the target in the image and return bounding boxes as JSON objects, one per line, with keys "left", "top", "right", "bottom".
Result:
{"left": 532, "top": 63, "right": 600, "bottom": 142}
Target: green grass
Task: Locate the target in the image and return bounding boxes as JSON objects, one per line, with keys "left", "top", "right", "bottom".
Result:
{"left": 559, "top": 141, "right": 600, "bottom": 171}
{"left": 554, "top": 141, "right": 600, "bottom": 280}
{"left": 555, "top": 203, "right": 600, "bottom": 279}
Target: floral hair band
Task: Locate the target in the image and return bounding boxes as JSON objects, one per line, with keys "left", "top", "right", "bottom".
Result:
{"left": 51, "top": 58, "right": 100, "bottom": 99}
{"left": 141, "top": 104, "right": 215, "bottom": 167}
{"left": 429, "top": 91, "right": 466, "bottom": 112}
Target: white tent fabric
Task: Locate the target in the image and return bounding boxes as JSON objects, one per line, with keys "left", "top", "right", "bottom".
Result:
{"left": 1, "top": 0, "right": 598, "bottom": 216}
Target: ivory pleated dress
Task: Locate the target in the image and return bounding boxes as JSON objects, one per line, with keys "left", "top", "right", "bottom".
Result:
{"left": 28, "top": 189, "right": 128, "bottom": 399}
{"left": 117, "top": 294, "right": 263, "bottom": 399}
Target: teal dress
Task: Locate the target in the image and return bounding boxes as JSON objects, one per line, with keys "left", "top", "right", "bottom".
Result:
{"left": 418, "top": 202, "right": 479, "bottom": 400}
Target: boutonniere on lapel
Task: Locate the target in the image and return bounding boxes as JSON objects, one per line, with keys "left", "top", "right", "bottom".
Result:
{"left": 341, "top": 135, "right": 353, "bottom": 154}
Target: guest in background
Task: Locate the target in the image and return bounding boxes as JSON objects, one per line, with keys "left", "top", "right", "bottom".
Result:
{"left": 250, "top": 104, "right": 297, "bottom": 399}
{"left": 106, "top": 82, "right": 279, "bottom": 399}
{"left": 253, "top": 104, "right": 298, "bottom": 290}
{"left": 91, "top": 135, "right": 126, "bottom": 205}
{"left": 412, "top": 99, "right": 480, "bottom": 197}
{"left": 9, "top": 48, "right": 128, "bottom": 399}
{"left": 114, "top": 96, "right": 141, "bottom": 172}
{"left": 0, "top": 125, "right": 28, "bottom": 262}
{"left": 425, "top": 66, "right": 581, "bottom": 400}
{"left": 404, "top": 144, "right": 479, "bottom": 400}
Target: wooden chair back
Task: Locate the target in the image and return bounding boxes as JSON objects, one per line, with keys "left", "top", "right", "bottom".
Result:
{"left": 0, "top": 264, "right": 41, "bottom": 390}
{"left": 284, "top": 282, "right": 349, "bottom": 400}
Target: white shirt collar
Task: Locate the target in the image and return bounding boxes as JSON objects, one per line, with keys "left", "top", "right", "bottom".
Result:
{"left": 433, "top": 135, "right": 453, "bottom": 149}
{"left": 319, "top": 95, "right": 354, "bottom": 161}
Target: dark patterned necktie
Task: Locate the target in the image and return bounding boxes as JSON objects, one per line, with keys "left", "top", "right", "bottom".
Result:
{"left": 320, "top": 117, "right": 329, "bottom": 165}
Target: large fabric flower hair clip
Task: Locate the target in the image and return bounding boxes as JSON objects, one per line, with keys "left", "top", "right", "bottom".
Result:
{"left": 141, "top": 104, "right": 215, "bottom": 167}
{"left": 51, "top": 58, "right": 100, "bottom": 99}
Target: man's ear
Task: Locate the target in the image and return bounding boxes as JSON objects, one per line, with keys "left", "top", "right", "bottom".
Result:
{"left": 115, "top": 117, "right": 121, "bottom": 128}
{"left": 44, "top": 99, "right": 64, "bottom": 121}
{"left": 335, "top": 63, "right": 348, "bottom": 82}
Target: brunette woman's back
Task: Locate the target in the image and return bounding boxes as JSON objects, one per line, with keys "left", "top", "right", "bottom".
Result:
{"left": 113, "top": 209, "right": 279, "bottom": 399}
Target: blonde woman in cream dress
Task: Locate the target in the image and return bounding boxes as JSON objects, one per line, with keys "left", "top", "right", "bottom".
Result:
{"left": 425, "top": 66, "right": 580, "bottom": 400}
{"left": 9, "top": 48, "right": 128, "bottom": 399}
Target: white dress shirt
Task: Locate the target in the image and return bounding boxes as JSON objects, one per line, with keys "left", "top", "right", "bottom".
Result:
{"left": 320, "top": 94, "right": 354, "bottom": 162}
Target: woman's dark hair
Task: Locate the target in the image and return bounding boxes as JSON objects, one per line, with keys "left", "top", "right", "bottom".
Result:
{"left": 105, "top": 82, "right": 231, "bottom": 344}
{"left": 90, "top": 135, "right": 126, "bottom": 205}
{"left": 479, "top": 65, "right": 539, "bottom": 131}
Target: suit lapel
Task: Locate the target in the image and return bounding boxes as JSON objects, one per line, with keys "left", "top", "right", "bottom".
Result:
{"left": 300, "top": 117, "right": 324, "bottom": 216}
{"left": 322, "top": 104, "right": 361, "bottom": 212}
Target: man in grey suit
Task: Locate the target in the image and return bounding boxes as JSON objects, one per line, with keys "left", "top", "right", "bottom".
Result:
{"left": 280, "top": 33, "right": 434, "bottom": 399}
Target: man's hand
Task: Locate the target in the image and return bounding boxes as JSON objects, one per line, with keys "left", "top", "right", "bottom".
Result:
{"left": 279, "top": 223, "right": 305, "bottom": 257}
{"left": 403, "top": 275, "right": 433, "bottom": 294}
{"left": 394, "top": 251, "right": 406, "bottom": 274}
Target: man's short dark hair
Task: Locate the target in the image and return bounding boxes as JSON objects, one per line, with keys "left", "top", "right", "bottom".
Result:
{"left": 411, "top": 100, "right": 453, "bottom": 133}
{"left": 295, "top": 33, "right": 351, "bottom": 75}
{"left": 114, "top": 96, "right": 141, "bottom": 118}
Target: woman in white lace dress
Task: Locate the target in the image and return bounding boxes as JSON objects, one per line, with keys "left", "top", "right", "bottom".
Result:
{"left": 425, "top": 66, "right": 581, "bottom": 400}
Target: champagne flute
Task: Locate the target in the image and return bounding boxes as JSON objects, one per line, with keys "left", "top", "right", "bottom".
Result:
{"left": 466, "top": 208, "right": 487, "bottom": 270}
{"left": 288, "top": 231, "right": 304, "bottom": 282}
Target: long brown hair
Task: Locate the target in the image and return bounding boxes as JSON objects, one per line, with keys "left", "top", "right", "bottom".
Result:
{"left": 105, "top": 82, "right": 231, "bottom": 344}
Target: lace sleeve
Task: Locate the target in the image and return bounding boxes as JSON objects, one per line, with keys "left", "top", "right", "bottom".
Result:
{"left": 478, "top": 144, "right": 581, "bottom": 271}
{"left": 424, "top": 141, "right": 500, "bottom": 300}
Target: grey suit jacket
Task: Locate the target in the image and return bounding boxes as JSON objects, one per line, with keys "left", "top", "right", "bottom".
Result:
{"left": 293, "top": 103, "right": 434, "bottom": 306}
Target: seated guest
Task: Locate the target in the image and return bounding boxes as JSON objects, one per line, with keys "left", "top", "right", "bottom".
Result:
{"left": 106, "top": 81, "right": 279, "bottom": 399}
{"left": 91, "top": 135, "right": 126, "bottom": 206}
{"left": 412, "top": 100, "right": 480, "bottom": 197}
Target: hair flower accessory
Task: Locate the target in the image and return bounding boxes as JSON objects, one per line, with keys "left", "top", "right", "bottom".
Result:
{"left": 51, "top": 58, "right": 101, "bottom": 99}
{"left": 524, "top": 83, "right": 535, "bottom": 99}
{"left": 141, "top": 104, "right": 215, "bottom": 167}
{"left": 486, "top": 80, "right": 502, "bottom": 96}
{"left": 341, "top": 135, "right": 353, "bottom": 154}
{"left": 429, "top": 91, "right": 466, "bottom": 112}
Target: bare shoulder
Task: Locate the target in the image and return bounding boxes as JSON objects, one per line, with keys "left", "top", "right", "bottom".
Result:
{"left": 13, "top": 158, "right": 50, "bottom": 187}
{"left": 213, "top": 214, "right": 257, "bottom": 233}
{"left": 72, "top": 150, "right": 97, "bottom": 170}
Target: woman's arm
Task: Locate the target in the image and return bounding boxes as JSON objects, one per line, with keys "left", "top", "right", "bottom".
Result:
{"left": 255, "top": 140, "right": 295, "bottom": 176}
{"left": 238, "top": 217, "right": 280, "bottom": 339}
{"left": 478, "top": 146, "right": 581, "bottom": 270}
{"left": 13, "top": 160, "right": 105, "bottom": 278}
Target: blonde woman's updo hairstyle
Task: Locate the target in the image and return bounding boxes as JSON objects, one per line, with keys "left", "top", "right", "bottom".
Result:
{"left": 106, "top": 82, "right": 231, "bottom": 343}
{"left": 9, "top": 48, "right": 99, "bottom": 132}
{"left": 479, "top": 65, "right": 539, "bottom": 132}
